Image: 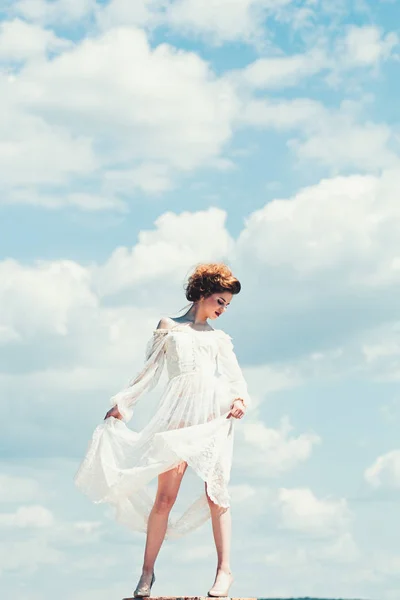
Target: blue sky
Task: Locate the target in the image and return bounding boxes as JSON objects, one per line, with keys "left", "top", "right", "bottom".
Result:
{"left": 1, "top": 1, "right": 400, "bottom": 599}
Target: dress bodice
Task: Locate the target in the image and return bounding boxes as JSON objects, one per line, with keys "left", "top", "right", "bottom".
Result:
{"left": 162, "top": 328, "right": 220, "bottom": 379}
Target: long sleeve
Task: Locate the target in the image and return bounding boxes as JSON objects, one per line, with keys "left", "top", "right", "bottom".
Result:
{"left": 109, "top": 329, "right": 168, "bottom": 423}
{"left": 217, "top": 332, "right": 251, "bottom": 409}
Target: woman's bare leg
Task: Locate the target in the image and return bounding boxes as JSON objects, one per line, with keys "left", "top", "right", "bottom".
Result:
{"left": 137, "top": 461, "right": 188, "bottom": 584}
{"left": 205, "top": 483, "right": 233, "bottom": 590}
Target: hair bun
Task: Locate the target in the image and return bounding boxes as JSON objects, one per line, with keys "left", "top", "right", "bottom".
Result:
{"left": 184, "top": 263, "right": 241, "bottom": 302}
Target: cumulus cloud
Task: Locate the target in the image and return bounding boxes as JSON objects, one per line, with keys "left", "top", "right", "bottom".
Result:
{"left": 92, "top": 207, "right": 234, "bottom": 296}
{"left": 2, "top": 166, "right": 400, "bottom": 376}
{"left": 240, "top": 98, "right": 399, "bottom": 172}
{"left": 1, "top": 16, "right": 397, "bottom": 213}
{"left": 234, "top": 48, "right": 328, "bottom": 90}
{"left": 235, "top": 169, "right": 400, "bottom": 360}
{"left": 96, "top": 0, "right": 164, "bottom": 30}
{"left": 0, "top": 538, "right": 63, "bottom": 574}
{"left": 290, "top": 117, "right": 398, "bottom": 173}
{"left": 230, "top": 24, "right": 398, "bottom": 92}
{"left": 1, "top": 25, "right": 239, "bottom": 208}
{"left": 0, "top": 259, "right": 96, "bottom": 340}
{"left": 3, "top": 164, "right": 400, "bottom": 387}
{"left": 0, "top": 474, "right": 43, "bottom": 503}
{"left": 95, "top": 0, "right": 295, "bottom": 44}
{"left": 19, "top": 26, "right": 237, "bottom": 169}
{"left": 0, "top": 505, "right": 55, "bottom": 528}
{"left": 365, "top": 450, "right": 400, "bottom": 489}
{"left": 0, "top": 18, "right": 70, "bottom": 61}
{"left": 164, "top": 0, "right": 292, "bottom": 45}
{"left": 277, "top": 487, "right": 351, "bottom": 537}
{"left": 235, "top": 417, "right": 321, "bottom": 477}
{"left": 12, "top": 0, "right": 96, "bottom": 25}
{"left": 338, "top": 25, "right": 399, "bottom": 68}
{"left": 0, "top": 105, "right": 97, "bottom": 191}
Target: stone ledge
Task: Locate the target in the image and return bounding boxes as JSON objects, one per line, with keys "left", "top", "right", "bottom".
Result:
{"left": 122, "top": 597, "right": 368, "bottom": 600}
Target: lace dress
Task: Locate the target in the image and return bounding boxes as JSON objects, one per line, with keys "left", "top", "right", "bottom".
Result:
{"left": 73, "top": 322, "right": 251, "bottom": 539}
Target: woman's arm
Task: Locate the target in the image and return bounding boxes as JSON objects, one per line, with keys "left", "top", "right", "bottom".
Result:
{"left": 105, "top": 322, "right": 168, "bottom": 423}
{"left": 217, "top": 332, "right": 251, "bottom": 411}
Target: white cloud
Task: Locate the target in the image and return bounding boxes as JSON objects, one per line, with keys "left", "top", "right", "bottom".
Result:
{"left": 103, "top": 163, "right": 174, "bottom": 195}
{"left": 230, "top": 483, "right": 256, "bottom": 503}
{"left": 0, "top": 259, "right": 96, "bottom": 339}
{"left": 241, "top": 97, "right": 398, "bottom": 172}
{"left": 317, "top": 532, "right": 360, "bottom": 563}
{"left": 339, "top": 25, "right": 399, "bottom": 68}
{"left": 0, "top": 538, "right": 63, "bottom": 574}
{"left": 93, "top": 207, "right": 234, "bottom": 296}
{"left": 236, "top": 416, "right": 321, "bottom": 476}
{"left": 1, "top": 19, "right": 397, "bottom": 212}
{"left": 245, "top": 362, "right": 304, "bottom": 398}
{"left": 0, "top": 104, "right": 97, "bottom": 189}
{"left": 278, "top": 487, "right": 351, "bottom": 537}
{"left": 0, "top": 474, "right": 43, "bottom": 503}
{"left": 227, "top": 168, "right": 400, "bottom": 371}
{"left": 358, "top": 324, "right": 400, "bottom": 382}
{"left": 2, "top": 166, "right": 400, "bottom": 374}
{"left": 72, "top": 521, "right": 102, "bottom": 535}
{"left": 3, "top": 164, "right": 400, "bottom": 380}
{"left": 234, "top": 49, "right": 328, "bottom": 90}
{"left": 7, "top": 189, "right": 128, "bottom": 212}
{"left": 238, "top": 169, "right": 400, "bottom": 280}
{"left": 13, "top": 0, "right": 96, "bottom": 24}
{"left": 165, "top": 0, "right": 292, "bottom": 45}
{"left": 97, "top": 0, "right": 293, "bottom": 44}
{"left": 290, "top": 117, "right": 398, "bottom": 173}
{"left": 264, "top": 531, "right": 359, "bottom": 567}
{"left": 0, "top": 505, "right": 55, "bottom": 528}
{"left": 231, "top": 24, "right": 398, "bottom": 93}
{"left": 365, "top": 450, "right": 400, "bottom": 489}
{"left": 96, "top": 0, "right": 164, "bottom": 30}
{"left": 0, "top": 18, "right": 70, "bottom": 61}
{"left": 363, "top": 339, "right": 400, "bottom": 364}
{"left": 1, "top": 26, "right": 239, "bottom": 208}
{"left": 18, "top": 27, "right": 237, "bottom": 171}
{"left": 240, "top": 96, "right": 324, "bottom": 128}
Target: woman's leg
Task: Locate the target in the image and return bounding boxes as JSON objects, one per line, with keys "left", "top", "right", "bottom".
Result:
{"left": 205, "top": 483, "right": 233, "bottom": 591}
{"left": 138, "top": 461, "right": 188, "bottom": 583}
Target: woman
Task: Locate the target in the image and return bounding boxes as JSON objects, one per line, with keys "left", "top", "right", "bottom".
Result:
{"left": 74, "top": 263, "right": 251, "bottom": 597}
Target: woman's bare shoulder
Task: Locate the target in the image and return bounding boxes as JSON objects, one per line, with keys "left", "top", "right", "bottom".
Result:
{"left": 155, "top": 316, "right": 179, "bottom": 331}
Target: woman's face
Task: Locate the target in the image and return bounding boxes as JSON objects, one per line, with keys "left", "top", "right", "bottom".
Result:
{"left": 201, "top": 291, "right": 233, "bottom": 320}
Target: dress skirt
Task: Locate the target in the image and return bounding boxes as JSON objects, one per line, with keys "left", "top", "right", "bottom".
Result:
{"left": 74, "top": 371, "right": 235, "bottom": 539}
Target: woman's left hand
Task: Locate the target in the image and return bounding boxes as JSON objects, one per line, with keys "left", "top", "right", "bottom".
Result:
{"left": 104, "top": 405, "right": 123, "bottom": 421}
{"left": 227, "top": 398, "right": 246, "bottom": 419}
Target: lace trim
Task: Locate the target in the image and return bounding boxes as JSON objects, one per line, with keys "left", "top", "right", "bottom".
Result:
{"left": 152, "top": 420, "right": 232, "bottom": 509}
{"left": 153, "top": 327, "right": 232, "bottom": 339}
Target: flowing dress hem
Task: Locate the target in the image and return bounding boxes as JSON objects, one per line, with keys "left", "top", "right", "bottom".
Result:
{"left": 74, "top": 412, "right": 232, "bottom": 539}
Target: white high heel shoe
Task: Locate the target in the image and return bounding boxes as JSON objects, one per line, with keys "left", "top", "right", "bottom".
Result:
{"left": 133, "top": 571, "right": 155, "bottom": 597}
{"left": 207, "top": 569, "right": 234, "bottom": 597}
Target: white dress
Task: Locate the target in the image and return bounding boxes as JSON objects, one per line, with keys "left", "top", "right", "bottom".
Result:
{"left": 74, "top": 321, "right": 251, "bottom": 539}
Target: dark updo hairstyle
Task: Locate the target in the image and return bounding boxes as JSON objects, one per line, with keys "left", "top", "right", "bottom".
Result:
{"left": 184, "top": 262, "right": 241, "bottom": 303}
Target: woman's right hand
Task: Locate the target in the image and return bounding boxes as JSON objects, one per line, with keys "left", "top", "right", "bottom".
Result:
{"left": 104, "top": 405, "right": 123, "bottom": 421}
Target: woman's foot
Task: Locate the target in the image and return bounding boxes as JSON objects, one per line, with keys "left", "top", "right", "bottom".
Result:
{"left": 133, "top": 570, "right": 155, "bottom": 598}
{"left": 207, "top": 567, "right": 234, "bottom": 597}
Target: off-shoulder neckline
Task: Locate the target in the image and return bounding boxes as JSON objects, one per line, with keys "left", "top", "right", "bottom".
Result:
{"left": 153, "top": 326, "right": 231, "bottom": 338}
